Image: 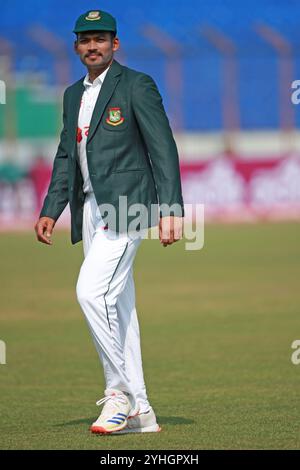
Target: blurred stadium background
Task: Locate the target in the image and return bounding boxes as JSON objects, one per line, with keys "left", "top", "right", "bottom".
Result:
{"left": 1, "top": 0, "right": 300, "bottom": 228}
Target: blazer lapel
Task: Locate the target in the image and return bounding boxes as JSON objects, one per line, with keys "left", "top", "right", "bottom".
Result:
{"left": 87, "top": 59, "right": 123, "bottom": 144}
{"left": 69, "top": 79, "right": 85, "bottom": 158}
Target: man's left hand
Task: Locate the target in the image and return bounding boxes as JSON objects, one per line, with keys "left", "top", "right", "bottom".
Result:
{"left": 159, "top": 216, "right": 184, "bottom": 247}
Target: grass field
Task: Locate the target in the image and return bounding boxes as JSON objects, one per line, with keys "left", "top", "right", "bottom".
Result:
{"left": 0, "top": 222, "right": 300, "bottom": 449}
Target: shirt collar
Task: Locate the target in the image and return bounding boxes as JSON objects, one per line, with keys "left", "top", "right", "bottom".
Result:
{"left": 83, "top": 65, "right": 110, "bottom": 89}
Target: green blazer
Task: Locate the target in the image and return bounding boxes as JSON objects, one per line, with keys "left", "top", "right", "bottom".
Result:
{"left": 40, "top": 59, "right": 184, "bottom": 244}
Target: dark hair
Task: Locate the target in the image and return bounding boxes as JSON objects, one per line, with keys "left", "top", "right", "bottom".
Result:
{"left": 75, "top": 31, "right": 116, "bottom": 41}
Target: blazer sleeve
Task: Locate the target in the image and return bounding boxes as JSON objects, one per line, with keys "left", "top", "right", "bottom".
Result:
{"left": 39, "top": 89, "right": 69, "bottom": 221}
{"left": 132, "top": 73, "right": 184, "bottom": 218}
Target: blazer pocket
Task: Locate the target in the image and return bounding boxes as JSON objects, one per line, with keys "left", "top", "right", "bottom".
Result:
{"left": 111, "top": 168, "right": 146, "bottom": 174}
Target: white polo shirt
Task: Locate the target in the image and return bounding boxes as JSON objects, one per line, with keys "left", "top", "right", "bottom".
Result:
{"left": 77, "top": 66, "right": 110, "bottom": 194}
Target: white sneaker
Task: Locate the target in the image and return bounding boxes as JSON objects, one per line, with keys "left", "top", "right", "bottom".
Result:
{"left": 115, "top": 407, "right": 161, "bottom": 434}
{"left": 90, "top": 389, "right": 131, "bottom": 434}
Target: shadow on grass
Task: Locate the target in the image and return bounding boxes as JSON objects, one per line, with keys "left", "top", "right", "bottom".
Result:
{"left": 53, "top": 416, "right": 194, "bottom": 427}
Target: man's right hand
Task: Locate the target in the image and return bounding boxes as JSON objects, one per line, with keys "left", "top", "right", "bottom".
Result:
{"left": 34, "top": 217, "right": 56, "bottom": 245}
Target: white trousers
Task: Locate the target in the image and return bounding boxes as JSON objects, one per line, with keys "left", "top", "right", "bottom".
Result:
{"left": 76, "top": 191, "right": 150, "bottom": 413}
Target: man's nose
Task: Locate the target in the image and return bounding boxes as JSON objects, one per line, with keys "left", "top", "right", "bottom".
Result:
{"left": 88, "top": 40, "right": 98, "bottom": 50}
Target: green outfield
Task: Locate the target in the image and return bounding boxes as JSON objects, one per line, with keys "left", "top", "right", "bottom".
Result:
{"left": 0, "top": 222, "right": 300, "bottom": 449}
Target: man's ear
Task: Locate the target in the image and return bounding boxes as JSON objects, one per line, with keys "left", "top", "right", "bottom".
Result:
{"left": 74, "top": 39, "right": 79, "bottom": 55}
{"left": 112, "top": 37, "right": 120, "bottom": 53}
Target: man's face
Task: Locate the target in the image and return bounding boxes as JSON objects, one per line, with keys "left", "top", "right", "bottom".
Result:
{"left": 74, "top": 31, "right": 119, "bottom": 69}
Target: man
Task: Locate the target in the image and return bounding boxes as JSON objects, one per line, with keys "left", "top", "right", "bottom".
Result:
{"left": 34, "top": 9, "right": 184, "bottom": 435}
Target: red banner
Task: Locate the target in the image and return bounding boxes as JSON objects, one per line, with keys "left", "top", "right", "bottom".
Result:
{"left": 181, "top": 155, "right": 300, "bottom": 221}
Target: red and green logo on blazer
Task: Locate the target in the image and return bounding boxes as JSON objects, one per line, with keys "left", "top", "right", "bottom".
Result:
{"left": 106, "top": 107, "right": 125, "bottom": 126}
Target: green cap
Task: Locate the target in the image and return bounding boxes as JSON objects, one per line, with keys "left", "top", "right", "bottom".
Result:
{"left": 73, "top": 10, "right": 117, "bottom": 34}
